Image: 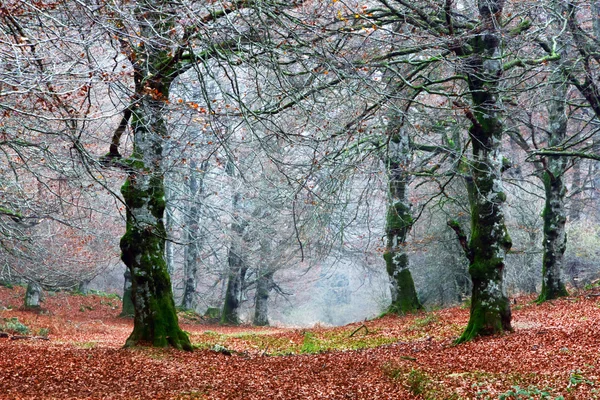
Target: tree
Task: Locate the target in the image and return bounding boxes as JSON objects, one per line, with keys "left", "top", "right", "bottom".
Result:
{"left": 103, "top": 0, "right": 197, "bottom": 350}
{"left": 449, "top": 0, "right": 514, "bottom": 342}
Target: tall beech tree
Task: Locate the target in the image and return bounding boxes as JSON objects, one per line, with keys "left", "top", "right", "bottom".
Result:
{"left": 107, "top": 0, "right": 193, "bottom": 350}
{"left": 446, "top": 0, "right": 513, "bottom": 342}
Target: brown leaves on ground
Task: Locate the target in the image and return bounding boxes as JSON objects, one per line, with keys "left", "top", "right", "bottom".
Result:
{"left": 1, "top": 285, "right": 599, "bottom": 399}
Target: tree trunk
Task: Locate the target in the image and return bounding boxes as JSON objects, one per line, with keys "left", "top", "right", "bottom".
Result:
{"left": 24, "top": 282, "right": 42, "bottom": 309}
{"left": 181, "top": 161, "right": 199, "bottom": 311}
{"left": 383, "top": 128, "right": 421, "bottom": 314}
{"left": 538, "top": 170, "right": 569, "bottom": 301}
{"left": 117, "top": 1, "right": 191, "bottom": 349}
{"left": 455, "top": 0, "right": 512, "bottom": 343}
{"left": 120, "top": 267, "right": 135, "bottom": 317}
{"left": 538, "top": 73, "right": 569, "bottom": 302}
{"left": 221, "top": 232, "right": 247, "bottom": 324}
{"left": 181, "top": 160, "right": 208, "bottom": 311}
{"left": 164, "top": 181, "right": 175, "bottom": 278}
{"left": 569, "top": 161, "right": 583, "bottom": 221}
{"left": 253, "top": 270, "right": 274, "bottom": 326}
{"left": 78, "top": 279, "right": 90, "bottom": 295}
{"left": 221, "top": 191, "right": 247, "bottom": 325}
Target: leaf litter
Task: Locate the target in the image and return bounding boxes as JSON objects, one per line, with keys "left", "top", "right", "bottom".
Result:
{"left": 1, "top": 285, "right": 599, "bottom": 399}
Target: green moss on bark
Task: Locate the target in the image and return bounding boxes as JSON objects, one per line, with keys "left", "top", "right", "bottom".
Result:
{"left": 120, "top": 174, "right": 192, "bottom": 351}
{"left": 537, "top": 171, "right": 568, "bottom": 303}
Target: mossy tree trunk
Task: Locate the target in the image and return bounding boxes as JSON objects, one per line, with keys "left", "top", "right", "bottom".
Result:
{"left": 383, "top": 124, "right": 421, "bottom": 314}
{"left": 453, "top": 0, "right": 512, "bottom": 343}
{"left": 24, "top": 281, "right": 42, "bottom": 309}
{"left": 120, "top": 95, "right": 190, "bottom": 350}
{"left": 115, "top": 0, "right": 191, "bottom": 350}
{"left": 538, "top": 71, "right": 569, "bottom": 302}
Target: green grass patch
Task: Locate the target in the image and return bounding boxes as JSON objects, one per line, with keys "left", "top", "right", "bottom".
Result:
{"left": 408, "top": 313, "right": 439, "bottom": 330}
{"left": 191, "top": 327, "right": 398, "bottom": 356}
{"left": 0, "top": 317, "right": 30, "bottom": 334}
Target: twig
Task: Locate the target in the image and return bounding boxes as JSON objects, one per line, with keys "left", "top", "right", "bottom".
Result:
{"left": 349, "top": 324, "right": 369, "bottom": 337}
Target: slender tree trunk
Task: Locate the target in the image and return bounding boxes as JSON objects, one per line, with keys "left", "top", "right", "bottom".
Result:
{"left": 253, "top": 269, "right": 274, "bottom": 326}
{"left": 538, "top": 74, "right": 569, "bottom": 302}
{"left": 383, "top": 125, "right": 421, "bottom": 314}
{"left": 181, "top": 160, "right": 207, "bottom": 311}
{"left": 569, "top": 162, "right": 583, "bottom": 221}
{"left": 221, "top": 191, "right": 247, "bottom": 325}
{"left": 454, "top": 0, "right": 512, "bottom": 343}
{"left": 164, "top": 181, "right": 175, "bottom": 278}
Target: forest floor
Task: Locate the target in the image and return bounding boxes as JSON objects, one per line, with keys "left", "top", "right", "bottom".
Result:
{"left": 1, "top": 285, "right": 599, "bottom": 399}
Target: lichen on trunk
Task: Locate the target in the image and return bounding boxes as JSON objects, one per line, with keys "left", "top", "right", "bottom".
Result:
{"left": 537, "top": 170, "right": 569, "bottom": 302}
{"left": 383, "top": 129, "right": 421, "bottom": 314}
{"left": 537, "top": 71, "right": 569, "bottom": 303}
{"left": 454, "top": 0, "right": 512, "bottom": 343}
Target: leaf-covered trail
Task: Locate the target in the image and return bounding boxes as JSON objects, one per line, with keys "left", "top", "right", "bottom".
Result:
{"left": 1, "top": 286, "right": 599, "bottom": 399}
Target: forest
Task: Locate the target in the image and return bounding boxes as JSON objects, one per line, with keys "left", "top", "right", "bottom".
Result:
{"left": 0, "top": 0, "right": 600, "bottom": 398}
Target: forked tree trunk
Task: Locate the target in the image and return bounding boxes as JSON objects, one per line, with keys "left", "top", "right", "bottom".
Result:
{"left": 118, "top": 0, "right": 191, "bottom": 350}
{"left": 454, "top": 0, "right": 512, "bottom": 343}
{"left": 383, "top": 126, "right": 421, "bottom": 314}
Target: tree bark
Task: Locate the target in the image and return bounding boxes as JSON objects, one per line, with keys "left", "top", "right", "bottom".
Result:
{"left": 221, "top": 191, "right": 247, "bottom": 325}
{"left": 383, "top": 126, "right": 421, "bottom": 314}
{"left": 120, "top": 267, "right": 135, "bottom": 317}
{"left": 181, "top": 160, "right": 208, "bottom": 311}
{"left": 24, "top": 282, "right": 42, "bottom": 309}
{"left": 253, "top": 269, "right": 274, "bottom": 326}
{"left": 455, "top": 0, "right": 512, "bottom": 343}
{"left": 164, "top": 181, "right": 176, "bottom": 278}
{"left": 538, "top": 72, "right": 569, "bottom": 302}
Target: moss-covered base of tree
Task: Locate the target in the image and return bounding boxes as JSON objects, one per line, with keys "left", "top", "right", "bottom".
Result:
{"left": 124, "top": 294, "right": 192, "bottom": 351}
{"left": 120, "top": 173, "right": 192, "bottom": 351}
{"left": 536, "top": 284, "right": 568, "bottom": 304}
{"left": 455, "top": 280, "right": 512, "bottom": 344}
{"left": 384, "top": 253, "right": 422, "bottom": 315}
{"left": 220, "top": 305, "right": 240, "bottom": 326}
